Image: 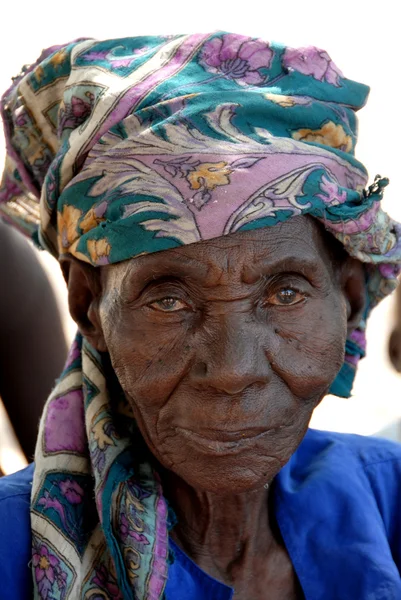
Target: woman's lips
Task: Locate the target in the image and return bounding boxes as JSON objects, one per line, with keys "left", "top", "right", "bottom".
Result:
{"left": 175, "top": 426, "right": 282, "bottom": 454}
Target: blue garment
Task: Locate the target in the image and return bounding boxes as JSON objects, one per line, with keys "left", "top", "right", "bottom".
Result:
{"left": 1, "top": 428, "right": 401, "bottom": 600}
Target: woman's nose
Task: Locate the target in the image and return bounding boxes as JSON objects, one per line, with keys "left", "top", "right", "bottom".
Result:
{"left": 190, "top": 316, "right": 271, "bottom": 395}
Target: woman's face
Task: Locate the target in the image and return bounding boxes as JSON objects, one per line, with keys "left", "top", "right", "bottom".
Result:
{"left": 96, "top": 216, "right": 349, "bottom": 494}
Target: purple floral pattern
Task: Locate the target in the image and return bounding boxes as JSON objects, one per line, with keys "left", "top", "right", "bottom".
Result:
{"left": 282, "top": 46, "right": 343, "bottom": 86}
{"left": 33, "top": 543, "right": 68, "bottom": 599}
{"left": 58, "top": 92, "right": 94, "bottom": 134}
{"left": 59, "top": 479, "right": 84, "bottom": 504}
{"left": 0, "top": 174, "right": 22, "bottom": 203}
{"left": 37, "top": 490, "right": 79, "bottom": 541}
{"left": 35, "top": 475, "right": 92, "bottom": 555}
{"left": 92, "top": 563, "right": 124, "bottom": 599}
{"left": 43, "top": 389, "right": 86, "bottom": 454}
{"left": 317, "top": 175, "right": 347, "bottom": 204}
{"left": 199, "top": 34, "right": 274, "bottom": 85}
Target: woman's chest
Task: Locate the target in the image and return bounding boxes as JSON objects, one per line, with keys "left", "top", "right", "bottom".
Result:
{"left": 231, "top": 547, "right": 305, "bottom": 600}
{"left": 166, "top": 538, "right": 304, "bottom": 600}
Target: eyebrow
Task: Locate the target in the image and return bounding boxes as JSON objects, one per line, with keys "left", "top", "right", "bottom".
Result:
{"left": 241, "top": 254, "right": 327, "bottom": 284}
{"left": 120, "top": 251, "right": 214, "bottom": 291}
{"left": 118, "top": 245, "right": 330, "bottom": 297}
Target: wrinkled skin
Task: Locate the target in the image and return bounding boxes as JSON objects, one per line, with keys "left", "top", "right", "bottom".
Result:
{"left": 64, "top": 216, "right": 365, "bottom": 600}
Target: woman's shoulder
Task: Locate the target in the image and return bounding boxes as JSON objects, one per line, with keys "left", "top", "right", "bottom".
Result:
{"left": 284, "top": 428, "right": 401, "bottom": 540}
{"left": 0, "top": 462, "right": 33, "bottom": 523}
{"left": 0, "top": 462, "right": 34, "bottom": 498}
{"left": 280, "top": 427, "right": 401, "bottom": 503}
{"left": 276, "top": 430, "right": 401, "bottom": 598}
{"left": 0, "top": 463, "right": 34, "bottom": 598}
{"left": 303, "top": 427, "right": 401, "bottom": 466}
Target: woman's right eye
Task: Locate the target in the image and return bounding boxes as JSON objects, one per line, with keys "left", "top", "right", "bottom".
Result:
{"left": 267, "top": 287, "right": 307, "bottom": 306}
{"left": 148, "top": 297, "right": 189, "bottom": 312}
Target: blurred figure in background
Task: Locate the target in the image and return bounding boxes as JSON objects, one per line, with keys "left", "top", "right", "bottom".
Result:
{"left": 0, "top": 220, "right": 68, "bottom": 462}
{"left": 389, "top": 282, "right": 401, "bottom": 372}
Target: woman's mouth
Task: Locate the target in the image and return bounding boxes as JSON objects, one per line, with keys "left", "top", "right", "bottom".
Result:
{"left": 175, "top": 426, "right": 283, "bottom": 454}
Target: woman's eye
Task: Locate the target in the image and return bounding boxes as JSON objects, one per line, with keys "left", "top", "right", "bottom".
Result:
{"left": 267, "top": 288, "right": 306, "bottom": 306}
{"left": 149, "top": 297, "right": 188, "bottom": 312}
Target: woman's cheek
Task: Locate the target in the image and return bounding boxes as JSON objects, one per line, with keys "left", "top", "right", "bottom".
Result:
{"left": 268, "top": 300, "right": 346, "bottom": 398}
{"left": 107, "top": 313, "right": 195, "bottom": 410}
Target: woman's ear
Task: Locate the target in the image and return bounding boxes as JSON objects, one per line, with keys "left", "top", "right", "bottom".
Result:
{"left": 340, "top": 257, "right": 366, "bottom": 334}
{"left": 60, "top": 257, "right": 107, "bottom": 352}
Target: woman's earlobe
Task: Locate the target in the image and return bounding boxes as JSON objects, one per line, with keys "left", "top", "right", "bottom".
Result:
{"left": 60, "top": 257, "right": 107, "bottom": 352}
{"left": 341, "top": 258, "right": 366, "bottom": 334}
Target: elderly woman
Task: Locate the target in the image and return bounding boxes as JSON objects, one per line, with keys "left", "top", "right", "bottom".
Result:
{"left": 1, "top": 33, "right": 401, "bottom": 600}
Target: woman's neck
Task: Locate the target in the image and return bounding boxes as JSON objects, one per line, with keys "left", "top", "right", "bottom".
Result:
{"left": 162, "top": 472, "right": 276, "bottom": 585}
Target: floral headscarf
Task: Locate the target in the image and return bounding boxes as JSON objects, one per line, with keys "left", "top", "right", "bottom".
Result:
{"left": 1, "top": 32, "right": 400, "bottom": 599}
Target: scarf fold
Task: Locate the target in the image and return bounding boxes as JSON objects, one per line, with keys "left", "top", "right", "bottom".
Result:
{"left": 32, "top": 334, "right": 170, "bottom": 599}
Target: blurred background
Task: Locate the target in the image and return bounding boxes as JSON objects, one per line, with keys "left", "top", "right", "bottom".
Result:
{"left": 0, "top": 0, "right": 400, "bottom": 475}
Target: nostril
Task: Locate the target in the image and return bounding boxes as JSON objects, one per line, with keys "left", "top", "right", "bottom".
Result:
{"left": 192, "top": 362, "right": 207, "bottom": 377}
{"left": 215, "top": 381, "right": 265, "bottom": 395}
{"left": 190, "top": 359, "right": 270, "bottom": 394}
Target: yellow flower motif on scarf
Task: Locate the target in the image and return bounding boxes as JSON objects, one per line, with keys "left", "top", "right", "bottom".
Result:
{"left": 187, "top": 162, "right": 233, "bottom": 191}
{"left": 80, "top": 207, "right": 106, "bottom": 234}
{"left": 49, "top": 49, "right": 68, "bottom": 68}
{"left": 292, "top": 121, "right": 353, "bottom": 152}
{"left": 33, "top": 65, "right": 45, "bottom": 83}
{"left": 87, "top": 238, "right": 111, "bottom": 265}
{"left": 57, "top": 205, "right": 82, "bottom": 249}
{"left": 39, "top": 556, "right": 50, "bottom": 570}
{"left": 91, "top": 417, "right": 116, "bottom": 450}
{"left": 265, "top": 93, "right": 296, "bottom": 107}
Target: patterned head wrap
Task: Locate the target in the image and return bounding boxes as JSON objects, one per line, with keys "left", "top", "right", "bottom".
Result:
{"left": 1, "top": 33, "right": 400, "bottom": 599}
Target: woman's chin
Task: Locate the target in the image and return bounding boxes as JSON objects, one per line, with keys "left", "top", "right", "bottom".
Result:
{"left": 167, "top": 453, "right": 282, "bottom": 495}
{"left": 156, "top": 425, "right": 296, "bottom": 494}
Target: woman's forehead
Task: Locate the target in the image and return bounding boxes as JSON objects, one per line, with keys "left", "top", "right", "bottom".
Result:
{"left": 104, "top": 217, "right": 334, "bottom": 290}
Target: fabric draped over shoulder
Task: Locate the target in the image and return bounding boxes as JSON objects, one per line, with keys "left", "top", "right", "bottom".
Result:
{"left": 1, "top": 32, "right": 401, "bottom": 600}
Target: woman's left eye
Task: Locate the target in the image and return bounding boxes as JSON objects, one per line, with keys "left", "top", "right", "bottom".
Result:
{"left": 149, "top": 297, "right": 188, "bottom": 312}
{"left": 267, "top": 288, "right": 306, "bottom": 306}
